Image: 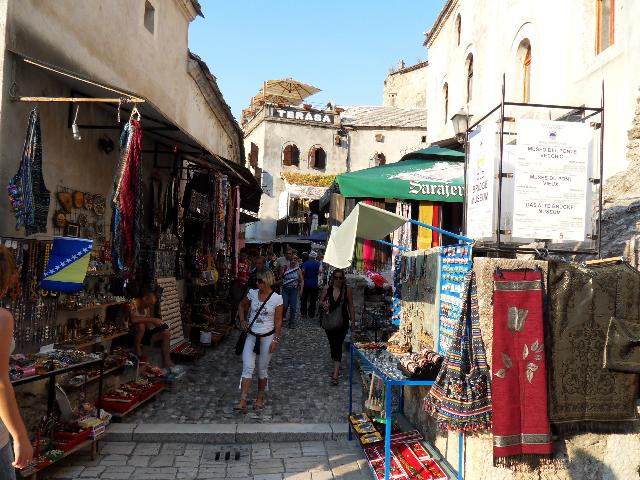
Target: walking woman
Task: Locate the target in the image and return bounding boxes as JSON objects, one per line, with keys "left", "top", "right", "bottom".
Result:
{"left": 235, "top": 270, "right": 283, "bottom": 412}
{"left": 320, "top": 269, "right": 355, "bottom": 385}
{"left": 0, "top": 246, "right": 33, "bottom": 477}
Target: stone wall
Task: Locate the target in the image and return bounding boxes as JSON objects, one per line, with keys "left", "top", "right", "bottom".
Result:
{"left": 383, "top": 62, "right": 428, "bottom": 108}
{"left": 600, "top": 94, "right": 640, "bottom": 259}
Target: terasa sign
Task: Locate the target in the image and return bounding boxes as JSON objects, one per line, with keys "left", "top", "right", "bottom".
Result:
{"left": 272, "top": 107, "right": 334, "bottom": 124}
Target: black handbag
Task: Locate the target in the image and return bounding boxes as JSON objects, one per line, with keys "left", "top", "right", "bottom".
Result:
{"left": 234, "top": 292, "right": 274, "bottom": 355}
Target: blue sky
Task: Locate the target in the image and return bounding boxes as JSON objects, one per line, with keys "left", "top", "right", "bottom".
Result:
{"left": 189, "top": 1, "right": 445, "bottom": 119}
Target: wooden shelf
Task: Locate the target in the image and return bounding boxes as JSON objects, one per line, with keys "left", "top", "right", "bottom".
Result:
{"left": 69, "top": 331, "right": 129, "bottom": 350}
{"left": 108, "top": 385, "right": 165, "bottom": 419}
{"left": 59, "top": 301, "right": 128, "bottom": 313}
{"left": 61, "top": 363, "right": 127, "bottom": 390}
{"left": 17, "top": 432, "right": 105, "bottom": 477}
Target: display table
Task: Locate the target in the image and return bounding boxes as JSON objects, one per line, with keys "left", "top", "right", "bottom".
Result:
{"left": 348, "top": 344, "right": 464, "bottom": 480}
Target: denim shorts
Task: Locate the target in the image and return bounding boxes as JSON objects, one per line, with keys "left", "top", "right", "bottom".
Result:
{"left": 0, "top": 442, "right": 16, "bottom": 480}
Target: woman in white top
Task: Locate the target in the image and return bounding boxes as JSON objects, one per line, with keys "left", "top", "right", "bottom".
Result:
{"left": 0, "top": 246, "right": 33, "bottom": 477}
{"left": 235, "top": 270, "right": 283, "bottom": 412}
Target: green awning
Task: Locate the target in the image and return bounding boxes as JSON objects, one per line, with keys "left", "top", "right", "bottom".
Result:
{"left": 336, "top": 159, "right": 464, "bottom": 202}
{"left": 400, "top": 146, "right": 465, "bottom": 161}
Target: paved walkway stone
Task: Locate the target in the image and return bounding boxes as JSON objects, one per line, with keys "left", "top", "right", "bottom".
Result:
{"left": 40, "top": 440, "right": 369, "bottom": 479}
{"left": 123, "top": 312, "right": 362, "bottom": 425}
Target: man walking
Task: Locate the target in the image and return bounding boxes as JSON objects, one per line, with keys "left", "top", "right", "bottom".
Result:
{"left": 301, "top": 251, "right": 321, "bottom": 319}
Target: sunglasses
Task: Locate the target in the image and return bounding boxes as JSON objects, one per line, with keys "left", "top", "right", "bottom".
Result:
{"left": 334, "top": 275, "right": 345, "bottom": 280}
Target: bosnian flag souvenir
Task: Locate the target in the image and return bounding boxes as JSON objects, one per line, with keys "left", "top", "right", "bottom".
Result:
{"left": 40, "top": 237, "right": 93, "bottom": 293}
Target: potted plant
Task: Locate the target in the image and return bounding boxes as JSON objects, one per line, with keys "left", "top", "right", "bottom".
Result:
{"left": 303, "top": 103, "right": 312, "bottom": 110}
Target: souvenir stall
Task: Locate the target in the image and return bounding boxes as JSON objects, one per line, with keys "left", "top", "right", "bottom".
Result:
{"left": 2, "top": 59, "right": 258, "bottom": 476}
{"left": 331, "top": 94, "right": 640, "bottom": 480}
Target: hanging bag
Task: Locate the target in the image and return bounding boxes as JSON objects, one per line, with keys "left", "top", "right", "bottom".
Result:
{"left": 234, "top": 291, "right": 274, "bottom": 355}
{"left": 424, "top": 271, "right": 492, "bottom": 432}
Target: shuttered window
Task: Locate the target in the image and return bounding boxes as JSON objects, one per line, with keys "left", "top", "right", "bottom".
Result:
{"left": 596, "top": 0, "right": 615, "bottom": 53}
{"left": 309, "top": 147, "right": 326, "bottom": 170}
{"left": 249, "top": 142, "right": 259, "bottom": 167}
{"left": 282, "top": 144, "right": 300, "bottom": 166}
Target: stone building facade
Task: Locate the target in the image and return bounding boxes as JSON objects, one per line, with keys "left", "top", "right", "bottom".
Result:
{"left": 383, "top": 60, "right": 428, "bottom": 108}
{"left": 424, "top": 0, "right": 640, "bottom": 178}
{"left": 243, "top": 104, "right": 427, "bottom": 243}
{"left": 0, "top": 0, "right": 245, "bottom": 236}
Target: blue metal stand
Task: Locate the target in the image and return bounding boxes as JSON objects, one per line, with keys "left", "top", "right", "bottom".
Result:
{"left": 348, "top": 344, "right": 464, "bottom": 480}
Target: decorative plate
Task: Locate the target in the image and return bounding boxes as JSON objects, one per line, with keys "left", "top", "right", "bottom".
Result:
{"left": 93, "top": 194, "right": 106, "bottom": 216}
{"left": 84, "top": 193, "right": 94, "bottom": 211}
{"left": 77, "top": 213, "right": 88, "bottom": 227}
{"left": 53, "top": 211, "right": 67, "bottom": 229}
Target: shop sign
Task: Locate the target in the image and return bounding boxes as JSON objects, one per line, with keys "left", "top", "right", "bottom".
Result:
{"left": 286, "top": 184, "right": 327, "bottom": 200}
{"left": 512, "top": 120, "right": 590, "bottom": 242}
{"left": 465, "top": 126, "right": 496, "bottom": 239}
{"left": 272, "top": 107, "right": 334, "bottom": 124}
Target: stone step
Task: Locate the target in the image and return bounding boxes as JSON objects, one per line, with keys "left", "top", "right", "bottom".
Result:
{"left": 106, "top": 422, "right": 350, "bottom": 444}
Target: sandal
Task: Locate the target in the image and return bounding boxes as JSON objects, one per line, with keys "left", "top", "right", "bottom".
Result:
{"left": 331, "top": 376, "right": 339, "bottom": 386}
{"left": 254, "top": 395, "right": 266, "bottom": 410}
{"left": 233, "top": 398, "right": 248, "bottom": 413}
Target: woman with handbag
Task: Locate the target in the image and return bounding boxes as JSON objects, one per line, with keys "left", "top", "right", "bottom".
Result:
{"left": 235, "top": 270, "right": 283, "bottom": 412}
{"left": 320, "top": 269, "right": 355, "bottom": 385}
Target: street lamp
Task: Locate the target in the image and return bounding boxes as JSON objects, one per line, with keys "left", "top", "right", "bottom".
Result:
{"left": 450, "top": 108, "right": 472, "bottom": 144}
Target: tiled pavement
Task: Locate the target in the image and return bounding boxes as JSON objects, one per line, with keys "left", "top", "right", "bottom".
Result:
{"left": 124, "top": 311, "right": 362, "bottom": 424}
{"left": 40, "top": 440, "right": 371, "bottom": 479}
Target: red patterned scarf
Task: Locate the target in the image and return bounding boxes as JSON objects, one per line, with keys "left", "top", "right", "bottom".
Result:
{"left": 492, "top": 269, "right": 552, "bottom": 465}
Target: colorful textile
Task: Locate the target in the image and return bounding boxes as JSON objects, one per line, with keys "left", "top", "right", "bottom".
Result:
{"left": 438, "top": 245, "right": 473, "bottom": 355}
{"left": 111, "top": 119, "right": 143, "bottom": 277}
{"left": 40, "top": 238, "right": 93, "bottom": 293}
{"left": 548, "top": 261, "right": 640, "bottom": 432}
{"left": 492, "top": 269, "right": 552, "bottom": 463}
{"left": 8, "top": 109, "right": 50, "bottom": 236}
{"left": 425, "top": 272, "right": 492, "bottom": 432}
{"left": 418, "top": 202, "right": 434, "bottom": 250}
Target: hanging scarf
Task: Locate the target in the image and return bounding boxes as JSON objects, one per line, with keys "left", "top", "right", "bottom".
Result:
{"left": 111, "top": 118, "right": 143, "bottom": 277}
{"left": 8, "top": 109, "right": 50, "bottom": 236}
{"left": 492, "top": 269, "right": 552, "bottom": 466}
{"left": 425, "top": 271, "right": 492, "bottom": 432}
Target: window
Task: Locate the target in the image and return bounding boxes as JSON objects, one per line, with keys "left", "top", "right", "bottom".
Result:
{"left": 309, "top": 146, "right": 326, "bottom": 170}
{"left": 521, "top": 41, "right": 531, "bottom": 102}
{"left": 373, "top": 153, "right": 386, "bottom": 167}
{"left": 443, "top": 82, "right": 449, "bottom": 124}
{"left": 249, "top": 142, "right": 259, "bottom": 168}
{"left": 596, "top": 0, "right": 615, "bottom": 53}
{"left": 282, "top": 144, "right": 300, "bottom": 167}
{"left": 455, "top": 14, "right": 462, "bottom": 46}
{"left": 466, "top": 54, "right": 474, "bottom": 103}
{"left": 421, "top": 136, "right": 427, "bottom": 143}
{"left": 144, "top": 1, "right": 155, "bottom": 34}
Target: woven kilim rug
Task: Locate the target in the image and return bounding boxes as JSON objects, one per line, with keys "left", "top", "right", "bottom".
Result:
{"left": 492, "top": 269, "right": 552, "bottom": 464}
{"left": 547, "top": 261, "right": 640, "bottom": 432}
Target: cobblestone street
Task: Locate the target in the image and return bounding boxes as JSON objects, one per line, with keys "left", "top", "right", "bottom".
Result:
{"left": 41, "top": 440, "right": 370, "bottom": 479}
{"left": 125, "top": 312, "right": 362, "bottom": 424}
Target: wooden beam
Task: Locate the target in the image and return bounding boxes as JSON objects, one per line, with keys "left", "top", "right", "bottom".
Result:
{"left": 13, "top": 96, "right": 145, "bottom": 103}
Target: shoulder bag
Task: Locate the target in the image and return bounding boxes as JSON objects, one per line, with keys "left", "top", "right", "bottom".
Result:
{"left": 234, "top": 291, "right": 274, "bottom": 355}
{"left": 321, "top": 286, "right": 346, "bottom": 331}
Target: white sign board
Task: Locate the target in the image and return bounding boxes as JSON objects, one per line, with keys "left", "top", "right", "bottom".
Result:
{"left": 512, "top": 120, "right": 590, "bottom": 242}
{"left": 466, "top": 127, "right": 496, "bottom": 239}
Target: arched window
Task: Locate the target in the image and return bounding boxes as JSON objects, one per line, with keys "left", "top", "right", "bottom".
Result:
{"left": 373, "top": 153, "right": 386, "bottom": 167}
{"left": 282, "top": 143, "right": 300, "bottom": 167}
{"left": 309, "top": 146, "right": 326, "bottom": 170}
{"left": 519, "top": 40, "right": 532, "bottom": 102}
{"left": 596, "top": 0, "right": 615, "bottom": 53}
{"left": 443, "top": 82, "right": 449, "bottom": 124}
{"left": 466, "top": 54, "right": 474, "bottom": 103}
{"left": 455, "top": 14, "right": 462, "bottom": 46}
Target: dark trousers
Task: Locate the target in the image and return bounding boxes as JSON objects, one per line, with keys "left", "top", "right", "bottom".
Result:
{"left": 300, "top": 286, "right": 319, "bottom": 317}
{"left": 325, "top": 326, "right": 348, "bottom": 362}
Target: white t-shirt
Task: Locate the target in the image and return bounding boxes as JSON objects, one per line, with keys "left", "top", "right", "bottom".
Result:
{"left": 246, "top": 289, "right": 283, "bottom": 335}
